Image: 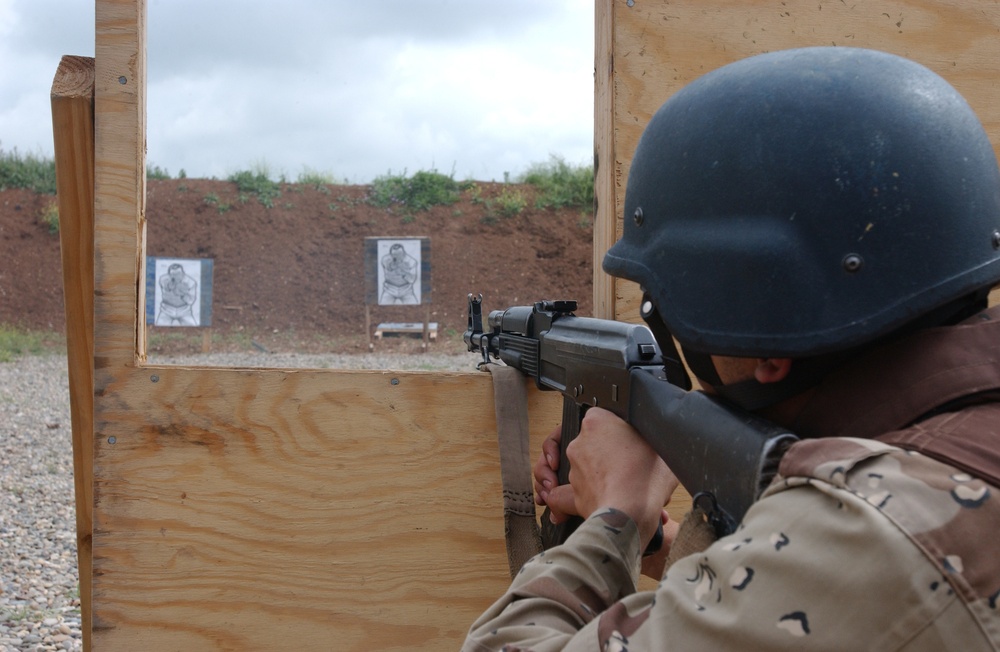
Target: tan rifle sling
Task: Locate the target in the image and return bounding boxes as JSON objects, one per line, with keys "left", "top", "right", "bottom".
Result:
{"left": 487, "top": 364, "right": 544, "bottom": 579}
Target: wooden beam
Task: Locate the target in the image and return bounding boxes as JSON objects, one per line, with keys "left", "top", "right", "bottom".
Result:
{"left": 94, "top": 0, "right": 146, "bottom": 371}
{"left": 51, "top": 53, "right": 96, "bottom": 652}
{"left": 592, "top": 2, "right": 616, "bottom": 320}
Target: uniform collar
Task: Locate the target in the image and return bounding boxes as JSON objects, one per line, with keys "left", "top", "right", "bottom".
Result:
{"left": 791, "top": 305, "right": 1000, "bottom": 439}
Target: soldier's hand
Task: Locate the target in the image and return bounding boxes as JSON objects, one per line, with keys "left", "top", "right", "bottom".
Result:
{"left": 566, "top": 408, "right": 679, "bottom": 547}
{"left": 534, "top": 425, "right": 577, "bottom": 524}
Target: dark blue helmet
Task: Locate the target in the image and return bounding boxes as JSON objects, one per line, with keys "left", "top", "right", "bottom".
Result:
{"left": 604, "top": 47, "right": 1000, "bottom": 357}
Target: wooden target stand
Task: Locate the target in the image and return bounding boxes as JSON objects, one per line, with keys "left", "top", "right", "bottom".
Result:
{"left": 366, "top": 305, "right": 436, "bottom": 351}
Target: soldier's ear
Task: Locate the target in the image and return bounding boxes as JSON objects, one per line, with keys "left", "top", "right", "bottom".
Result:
{"left": 754, "top": 358, "right": 793, "bottom": 384}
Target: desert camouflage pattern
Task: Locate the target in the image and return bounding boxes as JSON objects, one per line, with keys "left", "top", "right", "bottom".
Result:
{"left": 464, "top": 308, "right": 1000, "bottom": 651}
{"left": 464, "top": 438, "right": 1000, "bottom": 651}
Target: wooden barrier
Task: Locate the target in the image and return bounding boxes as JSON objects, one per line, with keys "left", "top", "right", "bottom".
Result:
{"left": 81, "top": 1, "right": 562, "bottom": 649}
{"left": 65, "top": 0, "right": 1000, "bottom": 649}
{"left": 51, "top": 54, "right": 96, "bottom": 652}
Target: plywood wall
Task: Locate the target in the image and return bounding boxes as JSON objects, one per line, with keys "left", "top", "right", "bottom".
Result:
{"left": 92, "top": 365, "right": 562, "bottom": 649}
{"left": 87, "top": 0, "right": 1000, "bottom": 649}
{"left": 89, "top": 1, "right": 567, "bottom": 649}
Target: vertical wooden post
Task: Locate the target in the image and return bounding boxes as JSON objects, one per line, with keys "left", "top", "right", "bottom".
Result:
{"left": 366, "top": 304, "right": 373, "bottom": 350}
{"left": 94, "top": 0, "right": 147, "bottom": 371}
{"left": 50, "top": 54, "right": 96, "bottom": 652}
{"left": 423, "top": 303, "right": 430, "bottom": 350}
{"left": 593, "top": 2, "right": 616, "bottom": 320}
{"left": 92, "top": 1, "right": 146, "bottom": 643}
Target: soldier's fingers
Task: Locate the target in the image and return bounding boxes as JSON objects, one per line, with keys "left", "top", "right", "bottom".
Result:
{"left": 542, "top": 484, "right": 578, "bottom": 522}
{"left": 533, "top": 453, "right": 559, "bottom": 500}
{"left": 542, "top": 425, "right": 562, "bottom": 471}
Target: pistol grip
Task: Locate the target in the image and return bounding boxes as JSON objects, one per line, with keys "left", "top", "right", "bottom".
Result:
{"left": 539, "top": 397, "right": 664, "bottom": 557}
{"left": 539, "top": 398, "right": 585, "bottom": 549}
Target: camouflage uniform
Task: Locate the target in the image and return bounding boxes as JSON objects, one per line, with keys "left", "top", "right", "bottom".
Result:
{"left": 464, "top": 307, "right": 1000, "bottom": 651}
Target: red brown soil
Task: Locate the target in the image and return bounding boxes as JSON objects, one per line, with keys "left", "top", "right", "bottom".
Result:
{"left": 0, "top": 179, "right": 593, "bottom": 354}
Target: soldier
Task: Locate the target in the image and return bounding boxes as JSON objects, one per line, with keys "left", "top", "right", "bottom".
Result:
{"left": 465, "top": 47, "right": 1000, "bottom": 650}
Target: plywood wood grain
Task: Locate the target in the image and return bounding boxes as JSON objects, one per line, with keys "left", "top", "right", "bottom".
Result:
{"left": 90, "top": 1, "right": 572, "bottom": 648}
{"left": 91, "top": 365, "right": 562, "bottom": 649}
{"left": 94, "top": 0, "right": 147, "bottom": 371}
{"left": 51, "top": 54, "right": 96, "bottom": 652}
{"left": 593, "top": 2, "right": 617, "bottom": 321}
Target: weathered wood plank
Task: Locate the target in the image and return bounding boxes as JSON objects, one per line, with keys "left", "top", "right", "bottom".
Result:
{"left": 91, "top": 367, "right": 561, "bottom": 649}
{"left": 593, "top": 2, "right": 617, "bottom": 321}
{"left": 51, "top": 54, "right": 96, "bottom": 652}
{"left": 94, "top": 0, "right": 146, "bottom": 370}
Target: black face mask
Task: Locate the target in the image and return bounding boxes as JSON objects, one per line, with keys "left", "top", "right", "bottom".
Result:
{"left": 639, "top": 291, "right": 845, "bottom": 411}
{"left": 680, "top": 346, "right": 848, "bottom": 412}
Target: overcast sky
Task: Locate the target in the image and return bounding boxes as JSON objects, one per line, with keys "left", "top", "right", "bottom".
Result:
{"left": 1, "top": 0, "right": 594, "bottom": 183}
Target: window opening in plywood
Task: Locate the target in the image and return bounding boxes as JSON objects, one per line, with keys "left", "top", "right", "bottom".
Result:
{"left": 142, "top": 2, "right": 596, "bottom": 370}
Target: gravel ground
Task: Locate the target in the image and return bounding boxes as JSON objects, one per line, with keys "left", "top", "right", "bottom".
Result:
{"left": 0, "top": 350, "right": 480, "bottom": 652}
{"left": 0, "top": 355, "right": 81, "bottom": 652}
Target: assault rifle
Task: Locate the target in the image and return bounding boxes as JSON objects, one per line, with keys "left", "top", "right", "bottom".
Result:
{"left": 465, "top": 294, "right": 798, "bottom": 548}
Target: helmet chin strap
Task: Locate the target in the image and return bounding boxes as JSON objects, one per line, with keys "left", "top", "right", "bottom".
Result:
{"left": 640, "top": 293, "right": 819, "bottom": 411}
{"left": 638, "top": 295, "right": 692, "bottom": 391}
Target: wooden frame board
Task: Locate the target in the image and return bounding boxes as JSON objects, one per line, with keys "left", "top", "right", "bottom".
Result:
{"left": 88, "top": 1, "right": 563, "bottom": 649}
{"left": 51, "top": 53, "right": 96, "bottom": 652}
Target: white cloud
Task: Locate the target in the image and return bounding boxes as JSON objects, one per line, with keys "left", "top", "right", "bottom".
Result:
{"left": 0, "top": 0, "right": 17, "bottom": 37}
{"left": 4, "top": 0, "right": 594, "bottom": 183}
